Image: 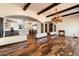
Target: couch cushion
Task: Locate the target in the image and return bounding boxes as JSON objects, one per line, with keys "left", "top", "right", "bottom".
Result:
{"left": 36, "top": 33, "right": 47, "bottom": 39}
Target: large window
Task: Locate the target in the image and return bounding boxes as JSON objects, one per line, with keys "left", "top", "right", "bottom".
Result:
{"left": 49, "top": 23, "right": 53, "bottom": 32}
{"left": 41, "top": 23, "right": 43, "bottom": 33}
{"left": 45, "top": 24, "right": 47, "bottom": 32}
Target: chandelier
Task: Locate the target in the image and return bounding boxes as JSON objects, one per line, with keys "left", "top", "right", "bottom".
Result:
{"left": 51, "top": 8, "right": 62, "bottom": 24}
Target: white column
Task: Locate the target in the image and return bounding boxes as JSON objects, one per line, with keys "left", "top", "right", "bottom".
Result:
{"left": 43, "top": 23, "right": 45, "bottom": 33}
{"left": 3, "top": 18, "right": 6, "bottom": 37}
{"left": 37, "top": 23, "right": 41, "bottom": 33}
{"left": 47, "top": 23, "right": 49, "bottom": 33}
{"left": 26, "top": 21, "right": 29, "bottom": 35}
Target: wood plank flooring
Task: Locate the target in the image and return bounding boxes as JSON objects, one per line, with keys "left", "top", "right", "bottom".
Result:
{"left": 0, "top": 35, "right": 79, "bottom": 56}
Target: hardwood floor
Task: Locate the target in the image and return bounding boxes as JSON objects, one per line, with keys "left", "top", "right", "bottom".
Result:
{"left": 0, "top": 35, "right": 79, "bottom": 56}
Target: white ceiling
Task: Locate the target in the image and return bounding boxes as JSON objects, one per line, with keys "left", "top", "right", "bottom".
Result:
{"left": 41, "top": 3, "right": 78, "bottom": 16}
{"left": 11, "top": 3, "right": 79, "bottom": 18}
{"left": 27, "top": 3, "right": 52, "bottom": 13}
{"left": 11, "top": 3, "right": 25, "bottom": 8}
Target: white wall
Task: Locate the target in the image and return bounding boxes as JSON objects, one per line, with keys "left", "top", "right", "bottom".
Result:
{"left": 57, "top": 14, "right": 79, "bottom": 37}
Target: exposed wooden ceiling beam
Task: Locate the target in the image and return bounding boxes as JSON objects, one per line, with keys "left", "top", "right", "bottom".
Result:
{"left": 23, "top": 3, "right": 31, "bottom": 11}
{"left": 46, "top": 4, "right": 79, "bottom": 18}
{"left": 37, "top": 3, "right": 61, "bottom": 15}
{"left": 61, "top": 11, "right": 79, "bottom": 17}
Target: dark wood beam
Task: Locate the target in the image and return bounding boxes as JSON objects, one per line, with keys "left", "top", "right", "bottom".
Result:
{"left": 61, "top": 11, "right": 79, "bottom": 17}
{"left": 23, "top": 3, "right": 31, "bottom": 11}
{"left": 37, "top": 3, "right": 61, "bottom": 15}
{"left": 46, "top": 4, "right": 79, "bottom": 18}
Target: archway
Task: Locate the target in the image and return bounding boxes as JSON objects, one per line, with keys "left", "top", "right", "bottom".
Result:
{"left": 5, "top": 15, "right": 42, "bottom": 35}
